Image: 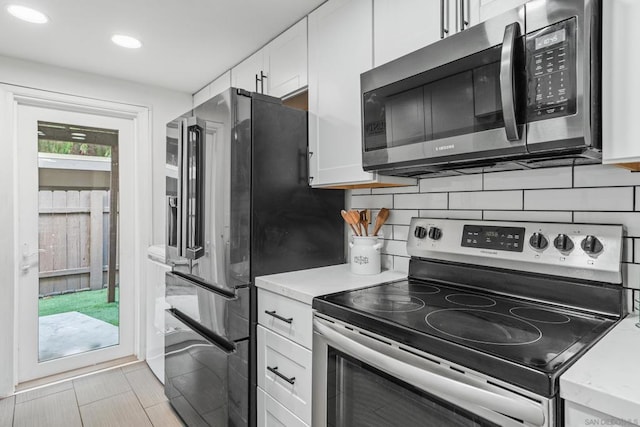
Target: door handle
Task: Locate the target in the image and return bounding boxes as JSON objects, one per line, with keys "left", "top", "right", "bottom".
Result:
{"left": 178, "top": 118, "right": 205, "bottom": 260}
{"left": 20, "top": 243, "right": 44, "bottom": 273}
{"left": 267, "top": 366, "right": 296, "bottom": 385}
{"left": 440, "top": 0, "right": 449, "bottom": 39}
{"left": 500, "top": 22, "right": 522, "bottom": 141}
{"left": 460, "top": 0, "right": 469, "bottom": 30}
{"left": 259, "top": 70, "right": 267, "bottom": 94}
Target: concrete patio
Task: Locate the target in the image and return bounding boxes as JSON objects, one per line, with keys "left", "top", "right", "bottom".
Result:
{"left": 39, "top": 311, "right": 119, "bottom": 361}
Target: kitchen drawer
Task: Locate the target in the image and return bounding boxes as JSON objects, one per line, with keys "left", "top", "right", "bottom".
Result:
{"left": 257, "top": 325, "right": 312, "bottom": 424}
{"left": 257, "top": 387, "right": 308, "bottom": 427}
{"left": 258, "top": 289, "right": 312, "bottom": 349}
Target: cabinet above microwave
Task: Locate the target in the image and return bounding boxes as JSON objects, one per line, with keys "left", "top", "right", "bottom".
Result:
{"left": 361, "top": 0, "right": 602, "bottom": 177}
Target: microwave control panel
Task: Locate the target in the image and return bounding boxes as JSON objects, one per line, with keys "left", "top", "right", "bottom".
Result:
{"left": 526, "top": 18, "right": 577, "bottom": 122}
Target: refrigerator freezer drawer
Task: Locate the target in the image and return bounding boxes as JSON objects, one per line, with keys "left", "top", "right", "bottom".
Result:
{"left": 166, "top": 271, "right": 249, "bottom": 342}
{"left": 165, "top": 309, "right": 248, "bottom": 427}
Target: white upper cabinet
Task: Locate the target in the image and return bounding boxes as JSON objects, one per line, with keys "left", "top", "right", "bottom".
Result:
{"left": 479, "top": 0, "right": 526, "bottom": 22}
{"left": 374, "top": 0, "right": 479, "bottom": 67}
{"left": 232, "top": 49, "right": 266, "bottom": 94}
{"left": 265, "top": 18, "right": 308, "bottom": 98}
{"left": 308, "top": 0, "right": 415, "bottom": 188}
{"left": 374, "top": 0, "right": 442, "bottom": 67}
{"left": 602, "top": 0, "right": 640, "bottom": 169}
{"left": 192, "top": 70, "right": 231, "bottom": 107}
{"left": 231, "top": 18, "right": 308, "bottom": 98}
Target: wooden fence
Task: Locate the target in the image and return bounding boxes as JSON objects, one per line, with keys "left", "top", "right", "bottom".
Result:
{"left": 38, "top": 190, "right": 118, "bottom": 297}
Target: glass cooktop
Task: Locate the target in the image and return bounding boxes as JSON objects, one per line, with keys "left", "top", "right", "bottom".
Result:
{"left": 313, "top": 279, "right": 618, "bottom": 396}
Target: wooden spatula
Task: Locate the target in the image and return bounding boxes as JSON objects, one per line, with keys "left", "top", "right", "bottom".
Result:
{"left": 372, "top": 208, "right": 390, "bottom": 236}
{"left": 360, "top": 209, "right": 370, "bottom": 236}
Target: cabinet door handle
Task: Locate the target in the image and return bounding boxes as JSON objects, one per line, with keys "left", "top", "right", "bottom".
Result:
{"left": 260, "top": 70, "right": 267, "bottom": 94}
{"left": 460, "top": 0, "right": 468, "bottom": 30}
{"left": 255, "top": 73, "right": 260, "bottom": 92}
{"left": 264, "top": 310, "right": 293, "bottom": 324}
{"left": 267, "top": 366, "right": 296, "bottom": 385}
{"left": 440, "top": 0, "right": 449, "bottom": 39}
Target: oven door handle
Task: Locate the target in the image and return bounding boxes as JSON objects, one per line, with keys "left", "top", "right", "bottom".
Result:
{"left": 315, "top": 319, "right": 546, "bottom": 426}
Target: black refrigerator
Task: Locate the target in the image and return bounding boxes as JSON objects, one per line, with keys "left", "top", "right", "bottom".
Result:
{"left": 163, "top": 88, "right": 344, "bottom": 426}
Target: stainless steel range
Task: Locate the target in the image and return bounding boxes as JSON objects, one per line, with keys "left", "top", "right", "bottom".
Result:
{"left": 312, "top": 218, "right": 625, "bottom": 427}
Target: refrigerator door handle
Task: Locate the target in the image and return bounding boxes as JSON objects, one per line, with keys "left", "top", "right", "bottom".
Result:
{"left": 168, "top": 308, "right": 236, "bottom": 354}
{"left": 179, "top": 118, "right": 205, "bottom": 260}
{"left": 169, "top": 271, "right": 237, "bottom": 300}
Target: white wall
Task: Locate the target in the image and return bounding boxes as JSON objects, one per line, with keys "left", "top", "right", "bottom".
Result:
{"left": 0, "top": 55, "right": 191, "bottom": 396}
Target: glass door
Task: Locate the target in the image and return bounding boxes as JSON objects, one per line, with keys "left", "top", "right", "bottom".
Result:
{"left": 16, "top": 105, "right": 135, "bottom": 383}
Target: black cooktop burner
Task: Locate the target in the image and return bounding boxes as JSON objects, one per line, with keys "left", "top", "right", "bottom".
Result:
{"left": 352, "top": 294, "right": 425, "bottom": 312}
{"left": 391, "top": 282, "right": 440, "bottom": 294}
{"left": 445, "top": 293, "right": 496, "bottom": 307}
{"left": 425, "top": 309, "right": 542, "bottom": 345}
{"left": 314, "top": 278, "right": 618, "bottom": 397}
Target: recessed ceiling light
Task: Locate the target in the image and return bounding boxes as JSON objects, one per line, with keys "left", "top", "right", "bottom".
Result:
{"left": 111, "top": 34, "right": 142, "bottom": 49}
{"left": 71, "top": 136, "right": 85, "bottom": 140}
{"left": 71, "top": 132, "right": 86, "bottom": 137}
{"left": 7, "top": 5, "right": 48, "bottom": 24}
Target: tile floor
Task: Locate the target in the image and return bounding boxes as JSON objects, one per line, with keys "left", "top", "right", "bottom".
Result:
{"left": 0, "top": 362, "right": 184, "bottom": 427}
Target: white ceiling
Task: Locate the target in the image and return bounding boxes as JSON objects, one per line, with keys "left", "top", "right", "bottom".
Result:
{"left": 0, "top": 0, "right": 326, "bottom": 93}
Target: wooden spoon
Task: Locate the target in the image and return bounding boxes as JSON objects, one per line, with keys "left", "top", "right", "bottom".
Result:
{"left": 341, "top": 209, "right": 360, "bottom": 236}
{"left": 372, "top": 208, "right": 390, "bottom": 236}
{"left": 348, "top": 210, "right": 363, "bottom": 236}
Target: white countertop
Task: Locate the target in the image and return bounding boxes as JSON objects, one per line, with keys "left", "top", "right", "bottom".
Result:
{"left": 560, "top": 314, "right": 640, "bottom": 423}
{"left": 255, "top": 263, "right": 406, "bottom": 305}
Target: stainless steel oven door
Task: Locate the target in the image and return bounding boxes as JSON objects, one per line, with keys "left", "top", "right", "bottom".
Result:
{"left": 361, "top": 6, "right": 526, "bottom": 172}
{"left": 312, "top": 316, "right": 552, "bottom": 427}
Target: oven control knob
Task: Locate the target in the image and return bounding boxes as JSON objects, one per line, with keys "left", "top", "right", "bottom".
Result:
{"left": 581, "top": 235, "right": 603, "bottom": 255}
{"left": 414, "top": 226, "right": 428, "bottom": 239}
{"left": 428, "top": 227, "right": 442, "bottom": 241}
{"left": 529, "top": 232, "right": 548, "bottom": 250}
{"left": 553, "top": 234, "right": 574, "bottom": 252}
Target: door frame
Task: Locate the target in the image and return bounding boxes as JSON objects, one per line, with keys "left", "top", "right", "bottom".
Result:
{"left": 1, "top": 85, "right": 151, "bottom": 393}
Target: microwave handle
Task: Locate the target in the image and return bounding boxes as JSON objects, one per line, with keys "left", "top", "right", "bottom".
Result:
{"left": 500, "top": 22, "right": 522, "bottom": 141}
{"left": 315, "top": 319, "right": 545, "bottom": 427}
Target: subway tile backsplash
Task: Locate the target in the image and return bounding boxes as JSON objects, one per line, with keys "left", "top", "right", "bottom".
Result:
{"left": 348, "top": 164, "right": 640, "bottom": 295}
{"left": 449, "top": 190, "right": 523, "bottom": 210}
{"left": 524, "top": 187, "right": 635, "bottom": 211}
{"left": 483, "top": 167, "right": 573, "bottom": 190}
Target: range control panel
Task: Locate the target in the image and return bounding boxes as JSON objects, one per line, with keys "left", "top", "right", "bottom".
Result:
{"left": 526, "top": 18, "right": 577, "bottom": 122}
{"left": 408, "top": 218, "right": 624, "bottom": 284}
{"left": 461, "top": 225, "right": 526, "bottom": 252}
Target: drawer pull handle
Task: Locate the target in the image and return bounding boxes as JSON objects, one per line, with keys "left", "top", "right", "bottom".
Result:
{"left": 264, "top": 310, "right": 293, "bottom": 324}
{"left": 267, "top": 366, "right": 296, "bottom": 385}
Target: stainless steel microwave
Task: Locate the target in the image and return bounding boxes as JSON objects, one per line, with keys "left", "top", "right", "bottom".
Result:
{"left": 361, "top": 0, "right": 601, "bottom": 177}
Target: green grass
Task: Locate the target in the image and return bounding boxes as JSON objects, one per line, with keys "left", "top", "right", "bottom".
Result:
{"left": 39, "top": 288, "right": 119, "bottom": 326}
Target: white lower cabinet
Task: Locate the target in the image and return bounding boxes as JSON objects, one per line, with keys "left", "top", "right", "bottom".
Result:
{"left": 257, "top": 288, "right": 313, "bottom": 426}
{"left": 257, "top": 325, "right": 312, "bottom": 425}
{"left": 257, "top": 381, "right": 308, "bottom": 427}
